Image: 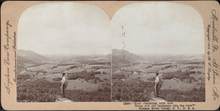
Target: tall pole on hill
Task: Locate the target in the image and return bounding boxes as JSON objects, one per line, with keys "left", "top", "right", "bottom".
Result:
{"left": 121, "top": 25, "right": 126, "bottom": 60}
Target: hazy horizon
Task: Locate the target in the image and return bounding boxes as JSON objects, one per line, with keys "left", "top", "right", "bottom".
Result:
{"left": 18, "top": 48, "right": 204, "bottom": 57}
{"left": 17, "top": 48, "right": 112, "bottom": 56}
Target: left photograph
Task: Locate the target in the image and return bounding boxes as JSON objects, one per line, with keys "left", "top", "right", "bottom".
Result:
{"left": 17, "top": 2, "right": 112, "bottom": 102}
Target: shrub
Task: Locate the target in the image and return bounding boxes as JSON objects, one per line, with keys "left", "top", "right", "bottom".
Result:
{"left": 112, "top": 74, "right": 125, "bottom": 80}
{"left": 161, "top": 65, "right": 172, "bottom": 70}
{"left": 17, "top": 74, "right": 30, "bottom": 80}
{"left": 53, "top": 77, "right": 62, "bottom": 81}
{"left": 66, "top": 66, "right": 78, "bottom": 70}
{"left": 115, "top": 93, "right": 121, "bottom": 100}
{"left": 163, "top": 73, "right": 174, "bottom": 79}
{"left": 51, "top": 66, "right": 58, "bottom": 69}
{"left": 148, "top": 77, "right": 156, "bottom": 81}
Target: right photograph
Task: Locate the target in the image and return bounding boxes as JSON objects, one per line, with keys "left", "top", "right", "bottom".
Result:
{"left": 111, "top": 2, "right": 205, "bottom": 102}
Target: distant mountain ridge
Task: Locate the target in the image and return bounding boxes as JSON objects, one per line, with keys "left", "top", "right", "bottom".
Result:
{"left": 17, "top": 49, "right": 49, "bottom": 64}
{"left": 112, "top": 49, "right": 144, "bottom": 64}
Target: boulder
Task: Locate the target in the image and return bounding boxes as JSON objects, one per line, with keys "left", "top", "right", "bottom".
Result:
{"left": 56, "top": 97, "right": 73, "bottom": 102}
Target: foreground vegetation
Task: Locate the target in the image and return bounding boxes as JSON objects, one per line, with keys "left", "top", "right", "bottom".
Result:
{"left": 160, "top": 87, "right": 205, "bottom": 102}
{"left": 17, "top": 79, "right": 60, "bottom": 102}
{"left": 112, "top": 78, "right": 155, "bottom": 101}
{"left": 17, "top": 75, "right": 111, "bottom": 102}
{"left": 112, "top": 78, "right": 205, "bottom": 102}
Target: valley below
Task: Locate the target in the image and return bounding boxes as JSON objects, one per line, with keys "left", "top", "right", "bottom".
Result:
{"left": 17, "top": 49, "right": 205, "bottom": 102}
{"left": 17, "top": 49, "right": 111, "bottom": 102}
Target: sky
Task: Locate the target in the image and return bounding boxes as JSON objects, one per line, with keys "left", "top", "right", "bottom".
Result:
{"left": 18, "top": 2, "right": 111, "bottom": 55}
{"left": 18, "top": 2, "right": 204, "bottom": 55}
{"left": 111, "top": 2, "right": 204, "bottom": 55}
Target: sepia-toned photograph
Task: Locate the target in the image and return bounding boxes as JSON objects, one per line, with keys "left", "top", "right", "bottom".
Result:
{"left": 2, "top": 1, "right": 219, "bottom": 110}
{"left": 111, "top": 2, "right": 205, "bottom": 102}
{"left": 16, "top": 2, "right": 206, "bottom": 103}
{"left": 17, "top": 2, "right": 112, "bottom": 102}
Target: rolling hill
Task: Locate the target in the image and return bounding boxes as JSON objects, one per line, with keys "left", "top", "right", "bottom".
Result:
{"left": 17, "top": 49, "right": 50, "bottom": 64}
{"left": 112, "top": 49, "right": 144, "bottom": 64}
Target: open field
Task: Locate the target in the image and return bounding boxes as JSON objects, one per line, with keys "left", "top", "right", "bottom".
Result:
{"left": 112, "top": 54, "right": 205, "bottom": 102}
{"left": 27, "top": 64, "right": 55, "bottom": 71}
{"left": 17, "top": 53, "right": 111, "bottom": 102}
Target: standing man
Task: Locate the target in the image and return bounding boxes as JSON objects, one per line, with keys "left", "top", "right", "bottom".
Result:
{"left": 61, "top": 73, "right": 66, "bottom": 97}
{"left": 154, "top": 72, "right": 160, "bottom": 97}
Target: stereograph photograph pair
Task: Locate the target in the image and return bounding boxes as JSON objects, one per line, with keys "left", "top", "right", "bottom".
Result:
{"left": 1, "top": 1, "right": 219, "bottom": 110}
